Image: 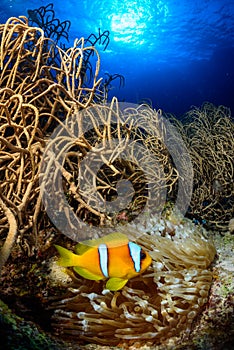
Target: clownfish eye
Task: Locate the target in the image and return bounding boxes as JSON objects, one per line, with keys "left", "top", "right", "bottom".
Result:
{"left": 140, "top": 249, "right": 147, "bottom": 260}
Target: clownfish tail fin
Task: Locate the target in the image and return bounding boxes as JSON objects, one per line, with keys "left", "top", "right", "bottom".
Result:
{"left": 55, "top": 245, "right": 79, "bottom": 267}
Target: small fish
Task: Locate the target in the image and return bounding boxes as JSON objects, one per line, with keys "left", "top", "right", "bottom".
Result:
{"left": 55, "top": 232, "right": 152, "bottom": 291}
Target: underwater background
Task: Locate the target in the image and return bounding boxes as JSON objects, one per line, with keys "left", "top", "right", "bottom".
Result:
{"left": 1, "top": 0, "right": 233, "bottom": 117}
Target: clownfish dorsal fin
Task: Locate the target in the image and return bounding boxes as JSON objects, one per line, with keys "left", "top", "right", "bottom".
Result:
{"left": 74, "top": 242, "right": 93, "bottom": 255}
{"left": 75, "top": 232, "right": 129, "bottom": 254}
{"left": 106, "top": 277, "right": 129, "bottom": 291}
{"left": 96, "top": 232, "right": 129, "bottom": 247}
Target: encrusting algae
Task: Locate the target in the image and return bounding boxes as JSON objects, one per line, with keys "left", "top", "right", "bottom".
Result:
{"left": 48, "top": 214, "right": 216, "bottom": 347}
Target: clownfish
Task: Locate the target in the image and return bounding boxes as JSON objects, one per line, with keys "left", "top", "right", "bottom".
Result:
{"left": 55, "top": 232, "right": 152, "bottom": 291}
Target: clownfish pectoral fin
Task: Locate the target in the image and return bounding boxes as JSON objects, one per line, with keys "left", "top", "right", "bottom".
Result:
{"left": 105, "top": 277, "right": 129, "bottom": 291}
{"left": 73, "top": 266, "right": 103, "bottom": 281}
{"left": 55, "top": 245, "right": 77, "bottom": 267}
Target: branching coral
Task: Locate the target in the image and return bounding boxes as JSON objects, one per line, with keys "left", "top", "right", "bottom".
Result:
{"left": 0, "top": 92, "right": 43, "bottom": 251}
{"left": 0, "top": 15, "right": 184, "bottom": 267}
{"left": 0, "top": 195, "right": 17, "bottom": 271}
{"left": 180, "top": 103, "right": 234, "bottom": 230}
{"left": 0, "top": 15, "right": 102, "bottom": 263}
{"left": 27, "top": 3, "right": 71, "bottom": 44}
{"left": 39, "top": 98, "right": 184, "bottom": 241}
{"left": 49, "top": 216, "right": 216, "bottom": 346}
{"left": 1, "top": 15, "right": 183, "bottom": 267}
{"left": 0, "top": 16, "right": 102, "bottom": 110}
{"left": 98, "top": 72, "right": 125, "bottom": 103}
{"left": 0, "top": 12, "right": 227, "bottom": 349}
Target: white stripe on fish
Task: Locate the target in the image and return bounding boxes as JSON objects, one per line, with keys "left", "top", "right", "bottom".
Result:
{"left": 128, "top": 241, "right": 141, "bottom": 273}
{"left": 98, "top": 243, "right": 109, "bottom": 278}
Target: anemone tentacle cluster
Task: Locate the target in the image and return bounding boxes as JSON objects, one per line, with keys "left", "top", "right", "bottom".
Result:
{"left": 49, "top": 215, "right": 216, "bottom": 346}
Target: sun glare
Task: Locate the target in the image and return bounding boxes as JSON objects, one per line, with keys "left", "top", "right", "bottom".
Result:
{"left": 108, "top": 1, "right": 169, "bottom": 46}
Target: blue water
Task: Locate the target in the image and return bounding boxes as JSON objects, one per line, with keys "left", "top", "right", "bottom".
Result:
{"left": 1, "top": 0, "right": 234, "bottom": 117}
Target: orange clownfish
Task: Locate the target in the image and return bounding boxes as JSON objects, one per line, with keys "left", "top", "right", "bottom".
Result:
{"left": 55, "top": 232, "right": 152, "bottom": 291}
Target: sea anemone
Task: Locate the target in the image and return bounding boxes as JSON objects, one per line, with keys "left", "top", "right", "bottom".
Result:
{"left": 49, "top": 215, "right": 216, "bottom": 347}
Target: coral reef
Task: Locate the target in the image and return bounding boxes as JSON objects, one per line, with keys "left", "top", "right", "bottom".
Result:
{"left": 178, "top": 102, "right": 234, "bottom": 231}
{"left": 27, "top": 3, "right": 121, "bottom": 102}
{"left": 0, "top": 10, "right": 233, "bottom": 350}
{"left": 0, "top": 15, "right": 102, "bottom": 265}
{"left": 39, "top": 98, "right": 185, "bottom": 241}
{"left": 27, "top": 3, "right": 71, "bottom": 45}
